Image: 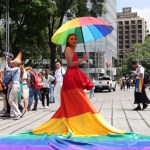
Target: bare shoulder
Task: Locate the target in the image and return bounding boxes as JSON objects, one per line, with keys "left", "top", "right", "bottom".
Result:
{"left": 65, "top": 47, "right": 73, "bottom": 55}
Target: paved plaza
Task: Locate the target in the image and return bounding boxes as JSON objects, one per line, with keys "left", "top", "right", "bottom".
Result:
{"left": 0, "top": 87, "right": 150, "bottom": 136}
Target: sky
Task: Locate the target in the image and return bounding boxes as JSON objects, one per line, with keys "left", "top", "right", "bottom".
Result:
{"left": 116, "top": 0, "right": 150, "bottom": 31}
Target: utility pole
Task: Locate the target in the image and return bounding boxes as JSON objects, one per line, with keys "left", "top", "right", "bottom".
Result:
{"left": 6, "top": 0, "right": 9, "bottom": 52}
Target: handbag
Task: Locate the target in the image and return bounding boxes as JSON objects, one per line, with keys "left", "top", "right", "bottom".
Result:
{"left": 4, "top": 69, "right": 18, "bottom": 86}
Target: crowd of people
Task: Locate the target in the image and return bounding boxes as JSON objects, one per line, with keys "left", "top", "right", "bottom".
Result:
{"left": 0, "top": 52, "right": 66, "bottom": 120}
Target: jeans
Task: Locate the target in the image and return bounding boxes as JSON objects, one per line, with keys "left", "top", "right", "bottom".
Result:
{"left": 50, "top": 84, "right": 55, "bottom": 103}
{"left": 40, "top": 88, "right": 49, "bottom": 107}
{"left": 28, "top": 87, "right": 38, "bottom": 109}
{"left": 90, "top": 87, "right": 95, "bottom": 99}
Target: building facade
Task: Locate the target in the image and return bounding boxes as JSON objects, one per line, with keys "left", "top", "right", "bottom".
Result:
{"left": 117, "top": 7, "right": 147, "bottom": 67}
{"left": 62, "top": 0, "right": 117, "bottom": 79}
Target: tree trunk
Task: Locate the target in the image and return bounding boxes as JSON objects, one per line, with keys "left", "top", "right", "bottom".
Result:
{"left": 49, "top": 42, "right": 56, "bottom": 70}
{"left": 0, "top": 34, "right": 4, "bottom": 51}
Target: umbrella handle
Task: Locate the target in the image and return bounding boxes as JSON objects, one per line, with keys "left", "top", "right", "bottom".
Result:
{"left": 83, "top": 43, "right": 89, "bottom": 62}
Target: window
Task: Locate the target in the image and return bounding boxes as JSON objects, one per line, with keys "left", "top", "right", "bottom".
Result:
{"left": 119, "top": 46, "right": 123, "bottom": 49}
{"left": 99, "top": 77, "right": 111, "bottom": 80}
{"left": 125, "top": 40, "right": 129, "bottom": 44}
{"left": 138, "top": 30, "right": 142, "bottom": 33}
{"left": 137, "top": 20, "right": 142, "bottom": 24}
{"left": 119, "top": 26, "right": 123, "bottom": 30}
{"left": 131, "top": 30, "right": 136, "bottom": 34}
{"left": 125, "top": 21, "right": 129, "bottom": 24}
{"left": 125, "top": 45, "right": 130, "bottom": 48}
{"left": 125, "top": 31, "right": 129, "bottom": 34}
{"left": 131, "top": 25, "right": 136, "bottom": 29}
{"left": 119, "top": 36, "right": 123, "bottom": 40}
{"left": 131, "top": 35, "right": 136, "bottom": 39}
{"left": 132, "top": 40, "right": 136, "bottom": 44}
{"left": 119, "top": 31, "right": 123, "bottom": 35}
{"left": 125, "top": 35, "right": 129, "bottom": 39}
{"left": 138, "top": 40, "right": 142, "bottom": 43}
{"left": 125, "top": 26, "right": 129, "bottom": 30}
{"left": 119, "top": 41, "right": 123, "bottom": 44}
{"left": 118, "top": 21, "right": 123, "bottom": 25}
{"left": 138, "top": 35, "right": 142, "bottom": 39}
{"left": 131, "top": 20, "right": 135, "bottom": 24}
{"left": 138, "top": 25, "right": 142, "bottom": 29}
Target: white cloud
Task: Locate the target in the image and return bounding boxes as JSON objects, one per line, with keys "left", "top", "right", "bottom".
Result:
{"left": 133, "top": 8, "right": 150, "bottom": 31}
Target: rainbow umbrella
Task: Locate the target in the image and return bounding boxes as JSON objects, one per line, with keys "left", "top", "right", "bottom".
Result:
{"left": 52, "top": 16, "right": 113, "bottom": 52}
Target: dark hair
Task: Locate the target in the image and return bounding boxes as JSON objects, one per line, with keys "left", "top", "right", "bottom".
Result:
{"left": 42, "top": 69, "right": 48, "bottom": 79}
{"left": 66, "top": 34, "right": 77, "bottom": 47}
{"left": 131, "top": 60, "right": 139, "bottom": 65}
{"left": 55, "top": 60, "right": 61, "bottom": 65}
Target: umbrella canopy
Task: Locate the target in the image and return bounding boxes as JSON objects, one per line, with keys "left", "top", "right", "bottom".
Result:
{"left": 52, "top": 16, "right": 113, "bottom": 45}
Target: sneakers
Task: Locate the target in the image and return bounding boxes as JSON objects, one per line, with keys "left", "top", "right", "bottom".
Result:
{"left": 45, "top": 106, "right": 49, "bottom": 109}
{"left": 21, "top": 109, "right": 27, "bottom": 117}
{"left": 0, "top": 109, "right": 6, "bottom": 114}
{"left": 32, "top": 108, "right": 37, "bottom": 111}
{"left": 0, "top": 113, "right": 10, "bottom": 117}
{"left": 13, "top": 115, "right": 21, "bottom": 120}
{"left": 133, "top": 106, "right": 141, "bottom": 111}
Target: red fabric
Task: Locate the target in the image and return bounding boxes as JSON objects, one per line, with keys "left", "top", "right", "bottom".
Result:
{"left": 52, "top": 50, "right": 95, "bottom": 118}
{"left": 63, "top": 50, "right": 94, "bottom": 91}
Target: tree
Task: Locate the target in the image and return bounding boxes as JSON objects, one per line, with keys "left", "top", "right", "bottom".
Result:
{"left": 122, "top": 37, "right": 150, "bottom": 74}
{"left": 0, "top": 0, "right": 105, "bottom": 69}
{"left": 46, "top": 0, "right": 105, "bottom": 70}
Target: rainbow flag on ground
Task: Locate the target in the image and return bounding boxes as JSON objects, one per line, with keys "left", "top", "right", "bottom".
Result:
{"left": 0, "top": 57, "right": 149, "bottom": 149}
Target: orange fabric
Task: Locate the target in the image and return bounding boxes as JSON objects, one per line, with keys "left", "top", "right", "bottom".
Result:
{"left": 52, "top": 88, "right": 97, "bottom": 118}
{"left": 16, "top": 52, "right": 22, "bottom": 61}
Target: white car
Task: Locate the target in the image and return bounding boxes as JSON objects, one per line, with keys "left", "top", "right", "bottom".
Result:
{"left": 94, "top": 76, "right": 116, "bottom": 92}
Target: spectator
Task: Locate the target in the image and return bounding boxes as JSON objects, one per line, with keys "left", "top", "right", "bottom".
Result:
{"left": 0, "top": 54, "right": 14, "bottom": 117}
{"left": 90, "top": 77, "right": 95, "bottom": 99}
{"left": 126, "top": 79, "right": 131, "bottom": 90}
{"left": 27, "top": 69, "right": 38, "bottom": 111}
{"left": 49, "top": 71, "right": 55, "bottom": 103}
{"left": 54, "top": 61, "right": 66, "bottom": 106}
{"left": 6, "top": 58, "right": 22, "bottom": 120}
{"left": 40, "top": 69, "right": 55, "bottom": 108}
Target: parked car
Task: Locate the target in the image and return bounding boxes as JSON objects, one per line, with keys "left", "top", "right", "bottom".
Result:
{"left": 94, "top": 76, "right": 116, "bottom": 92}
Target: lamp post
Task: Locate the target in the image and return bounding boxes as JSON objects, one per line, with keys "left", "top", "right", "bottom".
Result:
{"left": 6, "top": 0, "right": 9, "bottom": 52}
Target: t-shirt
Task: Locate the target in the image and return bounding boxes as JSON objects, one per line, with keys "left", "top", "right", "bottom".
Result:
{"left": 136, "top": 65, "right": 144, "bottom": 79}
{"left": 55, "top": 67, "right": 66, "bottom": 82}
{"left": 42, "top": 75, "right": 55, "bottom": 88}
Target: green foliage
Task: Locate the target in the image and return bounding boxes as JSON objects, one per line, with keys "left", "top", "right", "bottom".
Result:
{"left": 0, "top": 0, "right": 105, "bottom": 69}
{"left": 122, "top": 37, "right": 150, "bottom": 74}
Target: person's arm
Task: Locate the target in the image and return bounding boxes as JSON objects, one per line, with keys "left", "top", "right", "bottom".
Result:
{"left": 5, "top": 63, "right": 18, "bottom": 72}
{"left": 48, "top": 75, "right": 55, "bottom": 82}
{"left": 131, "top": 68, "right": 144, "bottom": 79}
{"left": 65, "top": 47, "right": 89, "bottom": 67}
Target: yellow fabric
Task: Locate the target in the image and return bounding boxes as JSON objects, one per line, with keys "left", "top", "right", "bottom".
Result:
{"left": 32, "top": 112, "right": 125, "bottom": 136}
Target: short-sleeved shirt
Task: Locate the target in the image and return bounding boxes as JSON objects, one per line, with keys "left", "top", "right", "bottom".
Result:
{"left": 55, "top": 67, "right": 66, "bottom": 82}
{"left": 136, "top": 65, "right": 144, "bottom": 79}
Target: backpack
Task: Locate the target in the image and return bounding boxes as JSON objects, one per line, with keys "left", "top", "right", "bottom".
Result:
{"left": 144, "top": 72, "right": 149, "bottom": 85}
{"left": 29, "top": 70, "right": 43, "bottom": 89}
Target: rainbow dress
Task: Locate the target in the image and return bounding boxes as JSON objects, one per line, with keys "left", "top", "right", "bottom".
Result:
{"left": 1, "top": 51, "right": 150, "bottom": 150}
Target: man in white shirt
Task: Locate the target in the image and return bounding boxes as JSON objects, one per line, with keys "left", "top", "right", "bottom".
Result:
{"left": 54, "top": 61, "right": 66, "bottom": 106}
{"left": 131, "top": 60, "right": 150, "bottom": 111}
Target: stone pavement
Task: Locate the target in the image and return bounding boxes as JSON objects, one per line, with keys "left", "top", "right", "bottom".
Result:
{"left": 0, "top": 87, "right": 150, "bottom": 136}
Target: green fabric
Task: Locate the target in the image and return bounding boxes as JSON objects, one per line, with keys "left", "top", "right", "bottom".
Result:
{"left": 18, "top": 82, "right": 23, "bottom": 101}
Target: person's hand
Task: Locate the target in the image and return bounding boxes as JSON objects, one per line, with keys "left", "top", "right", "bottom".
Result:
{"left": 131, "top": 71, "right": 137, "bottom": 75}
{"left": 82, "top": 55, "right": 89, "bottom": 61}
